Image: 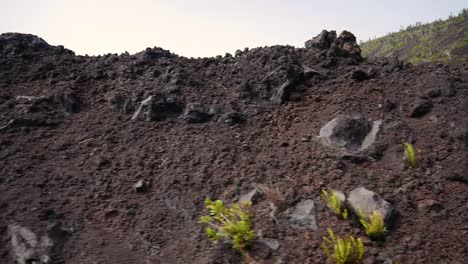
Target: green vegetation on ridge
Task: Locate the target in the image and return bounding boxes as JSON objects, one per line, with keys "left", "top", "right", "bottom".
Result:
{"left": 361, "top": 8, "right": 468, "bottom": 64}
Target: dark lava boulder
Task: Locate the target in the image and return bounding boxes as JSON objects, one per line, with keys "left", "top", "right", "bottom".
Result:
{"left": 305, "top": 30, "right": 337, "bottom": 49}
{"left": 327, "top": 30, "right": 362, "bottom": 61}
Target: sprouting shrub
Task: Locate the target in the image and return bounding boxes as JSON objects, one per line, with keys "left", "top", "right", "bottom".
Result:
{"left": 198, "top": 198, "right": 255, "bottom": 254}
{"left": 402, "top": 142, "right": 416, "bottom": 169}
{"left": 321, "top": 189, "right": 348, "bottom": 219}
{"left": 321, "top": 228, "right": 365, "bottom": 264}
{"left": 358, "top": 210, "right": 387, "bottom": 239}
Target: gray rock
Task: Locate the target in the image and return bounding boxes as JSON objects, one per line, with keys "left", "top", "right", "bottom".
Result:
{"left": 183, "top": 103, "right": 213, "bottom": 124}
{"left": 259, "top": 237, "right": 280, "bottom": 251}
{"left": 318, "top": 115, "right": 382, "bottom": 156}
{"left": 131, "top": 95, "right": 183, "bottom": 121}
{"left": 347, "top": 187, "right": 397, "bottom": 227}
{"left": 8, "top": 224, "right": 70, "bottom": 264}
{"left": 131, "top": 96, "right": 154, "bottom": 121}
{"left": 9, "top": 225, "right": 43, "bottom": 264}
{"left": 133, "top": 180, "right": 147, "bottom": 193}
{"left": 278, "top": 199, "right": 317, "bottom": 230}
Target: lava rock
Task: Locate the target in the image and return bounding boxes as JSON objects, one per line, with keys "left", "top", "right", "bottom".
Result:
{"left": 318, "top": 115, "right": 382, "bottom": 156}
{"left": 60, "top": 92, "right": 81, "bottom": 114}
{"left": 133, "top": 180, "right": 147, "bottom": 193}
{"left": 0, "top": 33, "right": 50, "bottom": 54}
{"left": 347, "top": 187, "right": 398, "bottom": 227}
{"left": 409, "top": 99, "right": 433, "bottom": 118}
{"left": 184, "top": 109, "right": 212, "bottom": 123}
{"left": 8, "top": 223, "right": 70, "bottom": 264}
{"left": 183, "top": 104, "right": 213, "bottom": 124}
{"left": 327, "top": 31, "right": 362, "bottom": 62}
{"left": 9, "top": 225, "right": 42, "bottom": 264}
{"left": 131, "top": 95, "right": 183, "bottom": 121}
{"left": 305, "top": 30, "right": 337, "bottom": 49}
{"left": 447, "top": 173, "right": 468, "bottom": 183}
{"left": 278, "top": 199, "right": 317, "bottom": 230}
{"left": 259, "top": 237, "right": 280, "bottom": 251}
{"left": 222, "top": 111, "right": 244, "bottom": 126}
{"left": 351, "top": 69, "right": 369, "bottom": 81}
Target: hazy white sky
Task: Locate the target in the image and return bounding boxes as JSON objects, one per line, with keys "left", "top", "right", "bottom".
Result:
{"left": 1, "top": 0, "right": 466, "bottom": 57}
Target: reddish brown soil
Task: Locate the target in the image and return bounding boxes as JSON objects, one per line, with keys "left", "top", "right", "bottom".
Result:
{"left": 0, "top": 32, "right": 467, "bottom": 264}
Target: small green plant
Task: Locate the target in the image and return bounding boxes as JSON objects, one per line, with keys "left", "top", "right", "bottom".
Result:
{"left": 321, "top": 228, "right": 365, "bottom": 264}
{"left": 321, "top": 189, "right": 348, "bottom": 219}
{"left": 358, "top": 210, "right": 387, "bottom": 239}
{"left": 403, "top": 142, "right": 416, "bottom": 169}
{"left": 198, "top": 198, "right": 255, "bottom": 254}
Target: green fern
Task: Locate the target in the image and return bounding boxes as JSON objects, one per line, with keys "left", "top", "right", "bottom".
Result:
{"left": 321, "top": 228, "right": 365, "bottom": 264}
{"left": 321, "top": 189, "right": 348, "bottom": 219}
{"left": 198, "top": 198, "right": 255, "bottom": 254}
{"left": 358, "top": 210, "right": 387, "bottom": 239}
{"left": 403, "top": 142, "right": 416, "bottom": 169}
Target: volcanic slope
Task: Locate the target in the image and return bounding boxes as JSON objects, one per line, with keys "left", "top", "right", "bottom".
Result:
{"left": 0, "top": 30, "right": 467, "bottom": 264}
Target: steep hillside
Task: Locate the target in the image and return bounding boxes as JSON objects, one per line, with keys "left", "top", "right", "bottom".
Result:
{"left": 361, "top": 9, "right": 468, "bottom": 64}
{"left": 0, "top": 31, "right": 467, "bottom": 264}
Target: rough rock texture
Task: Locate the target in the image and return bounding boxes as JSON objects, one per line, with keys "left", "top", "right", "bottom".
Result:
{"left": 278, "top": 199, "right": 317, "bottom": 230}
{"left": 318, "top": 115, "right": 382, "bottom": 156}
{"left": 0, "top": 31, "right": 467, "bottom": 264}
{"left": 8, "top": 224, "right": 69, "bottom": 264}
{"left": 347, "top": 187, "right": 398, "bottom": 227}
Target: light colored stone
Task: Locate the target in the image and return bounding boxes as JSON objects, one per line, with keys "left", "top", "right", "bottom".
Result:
{"left": 347, "top": 187, "right": 397, "bottom": 226}
{"left": 133, "top": 180, "right": 147, "bottom": 193}
{"left": 279, "top": 199, "right": 317, "bottom": 230}
{"left": 131, "top": 96, "right": 153, "bottom": 121}
{"left": 8, "top": 224, "right": 70, "bottom": 264}
{"left": 318, "top": 115, "right": 382, "bottom": 156}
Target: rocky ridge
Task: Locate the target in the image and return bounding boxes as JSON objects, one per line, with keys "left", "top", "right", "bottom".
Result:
{"left": 0, "top": 30, "right": 467, "bottom": 263}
